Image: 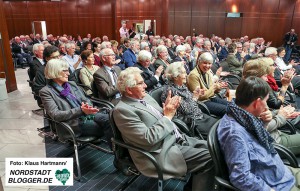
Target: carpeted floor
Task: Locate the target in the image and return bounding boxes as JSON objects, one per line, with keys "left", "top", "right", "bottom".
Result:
{"left": 45, "top": 137, "right": 185, "bottom": 191}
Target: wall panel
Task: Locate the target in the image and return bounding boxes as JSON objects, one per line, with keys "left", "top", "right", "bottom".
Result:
{"left": 3, "top": 0, "right": 300, "bottom": 47}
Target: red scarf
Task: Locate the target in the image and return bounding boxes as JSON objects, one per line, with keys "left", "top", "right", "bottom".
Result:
{"left": 267, "top": 75, "right": 278, "bottom": 91}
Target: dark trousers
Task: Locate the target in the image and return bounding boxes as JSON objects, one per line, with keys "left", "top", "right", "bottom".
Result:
{"left": 79, "top": 112, "right": 113, "bottom": 148}
{"left": 204, "top": 97, "right": 228, "bottom": 117}
{"left": 16, "top": 53, "right": 33, "bottom": 66}
{"left": 178, "top": 137, "right": 215, "bottom": 191}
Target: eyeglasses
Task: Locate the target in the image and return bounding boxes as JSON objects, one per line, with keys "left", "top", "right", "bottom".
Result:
{"left": 104, "top": 54, "right": 115, "bottom": 57}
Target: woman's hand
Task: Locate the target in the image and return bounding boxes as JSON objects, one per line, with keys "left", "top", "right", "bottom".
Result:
{"left": 163, "top": 90, "right": 181, "bottom": 120}
{"left": 193, "top": 86, "right": 205, "bottom": 100}
{"left": 259, "top": 108, "right": 272, "bottom": 123}
{"left": 81, "top": 102, "right": 99, "bottom": 115}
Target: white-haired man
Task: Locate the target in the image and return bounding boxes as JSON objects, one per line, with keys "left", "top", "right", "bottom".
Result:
{"left": 122, "top": 40, "right": 140, "bottom": 68}
{"left": 113, "top": 67, "right": 215, "bottom": 191}
{"left": 29, "top": 43, "right": 45, "bottom": 80}
{"left": 93, "top": 48, "right": 121, "bottom": 104}
{"left": 62, "top": 42, "right": 82, "bottom": 73}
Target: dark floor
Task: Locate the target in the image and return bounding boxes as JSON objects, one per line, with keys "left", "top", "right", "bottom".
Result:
{"left": 45, "top": 137, "right": 185, "bottom": 191}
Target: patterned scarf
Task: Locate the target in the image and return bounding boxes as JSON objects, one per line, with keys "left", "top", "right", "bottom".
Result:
{"left": 227, "top": 100, "right": 277, "bottom": 154}
{"left": 267, "top": 75, "right": 279, "bottom": 91}
{"left": 50, "top": 81, "right": 81, "bottom": 108}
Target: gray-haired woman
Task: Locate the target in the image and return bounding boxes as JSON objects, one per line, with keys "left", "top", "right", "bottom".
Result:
{"left": 161, "top": 62, "right": 218, "bottom": 138}
{"left": 39, "top": 59, "right": 112, "bottom": 146}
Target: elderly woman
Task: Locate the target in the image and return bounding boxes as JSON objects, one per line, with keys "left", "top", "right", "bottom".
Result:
{"left": 79, "top": 50, "right": 100, "bottom": 95}
{"left": 226, "top": 43, "right": 243, "bottom": 76}
{"left": 154, "top": 45, "right": 170, "bottom": 71}
{"left": 161, "top": 62, "right": 218, "bottom": 137}
{"left": 39, "top": 59, "right": 111, "bottom": 144}
{"left": 188, "top": 52, "right": 228, "bottom": 117}
{"left": 133, "top": 50, "right": 163, "bottom": 92}
{"left": 173, "top": 45, "right": 192, "bottom": 74}
{"left": 242, "top": 59, "right": 300, "bottom": 155}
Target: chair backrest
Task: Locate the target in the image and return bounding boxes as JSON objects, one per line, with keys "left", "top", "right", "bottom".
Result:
{"left": 220, "top": 60, "right": 230, "bottom": 72}
{"left": 221, "top": 74, "right": 241, "bottom": 90}
{"left": 74, "top": 68, "right": 82, "bottom": 84}
{"left": 109, "top": 110, "right": 133, "bottom": 167}
{"left": 149, "top": 86, "right": 166, "bottom": 107}
{"left": 207, "top": 120, "right": 230, "bottom": 180}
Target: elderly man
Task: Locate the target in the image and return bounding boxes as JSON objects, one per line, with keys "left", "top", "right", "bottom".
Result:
{"left": 164, "top": 38, "right": 176, "bottom": 61}
{"left": 93, "top": 48, "right": 121, "bottom": 104}
{"left": 191, "top": 38, "right": 204, "bottom": 61}
{"left": 217, "top": 39, "right": 228, "bottom": 61}
{"left": 154, "top": 45, "right": 170, "bottom": 72}
{"left": 29, "top": 43, "right": 45, "bottom": 80}
{"left": 113, "top": 67, "right": 214, "bottom": 191}
{"left": 122, "top": 40, "right": 140, "bottom": 68}
{"left": 62, "top": 42, "right": 82, "bottom": 73}
{"left": 11, "top": 36, "right": 33, "bottom": 69}
{"left": 134, "top": 50, "right": 163, "bottom": 92}
{"left": 218, "top": 76, "right": 300, "bottom": 191}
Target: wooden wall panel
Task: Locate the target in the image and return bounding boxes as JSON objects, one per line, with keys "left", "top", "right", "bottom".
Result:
{"left": 3, "top": 0, "right": 300, "bottom": 47}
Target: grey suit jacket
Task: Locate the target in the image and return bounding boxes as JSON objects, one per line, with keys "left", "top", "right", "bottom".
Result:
{"left": 39, "top": 81, "right": 90, "bottom": 134}
{"left": 113, "top": 94, "right": 188, "bottom": 179}
{"left": 93, "top": 66, "right": 121, "bottom": 101}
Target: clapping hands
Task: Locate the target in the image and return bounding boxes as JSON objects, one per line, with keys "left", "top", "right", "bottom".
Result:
{"left": 81, "top": 102, "right": 99, "bottom": 115}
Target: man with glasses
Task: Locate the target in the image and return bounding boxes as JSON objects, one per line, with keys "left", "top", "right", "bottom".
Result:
{"left": 113, "top": 67, "right": 215, "bottom": 191}
{"left": 93, "top": 48, "right": 121, "bottom": 105}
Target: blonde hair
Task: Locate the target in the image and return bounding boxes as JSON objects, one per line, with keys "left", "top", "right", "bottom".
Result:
{"left": 44, "top": 59, "right": 69, "bottom": 79}
{"left": 242, "top": 59, "right": 269, "bottom": 79}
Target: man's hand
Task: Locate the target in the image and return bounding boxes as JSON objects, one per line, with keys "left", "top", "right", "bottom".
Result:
{"left": 81, "top": 102, "right": 99, "bottom": 115}
{"left": 155, "top": 65, "right": 164, "bottom": 77}
{"left": 278, "top": 105, "right": 295, "bottom": 119}
{"left": 163, "top": 90, "right": 181, "bottom": 120}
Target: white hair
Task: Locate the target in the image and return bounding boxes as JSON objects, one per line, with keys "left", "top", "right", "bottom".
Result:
{"left": 138, "top": 50, "right": 152, "bottom": 62}
{"left": 165, "top": 62, "right": 184, "bottom": 81}
{"left": 176, "top": 45, "right": 186, "bottom": 54}
{"left": 140, "top": 41, "right": 149, "bottom": 50}
{"left": 265, "top": 47, "right": 277, "bottom": 56}
{"left": 117, "top": 67, "right": 142, "bottom": 94}
{"left": 101, "top": 41, "right": 111, "bottom": 49}
{"left": 44, "top": 59, "right": 69, "bottom": 79}
{"left": 32, "top": 43, "right": 44, "bottom": 53}
{"left": 65, "top": 42, "right": 75, "bottom": 49}
{"left": 156, "top": 45, "right": 167, "bottom": 55}
{"left": 198, "top": 52, "right": 213, "bottom": 64}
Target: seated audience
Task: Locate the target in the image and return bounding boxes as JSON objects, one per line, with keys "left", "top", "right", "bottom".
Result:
{"left": 113, "top": 67, "right": 214, "bottom": 191}
{"left": 162, "top": 62, "right": 218, "bottom": 137}
{"left": 92, "top": 42, "right": 101, "bottom": 66}
{"left": 243, "top": 59, "right": 300, "bottom": 154}
{"left": 122, "top": 40, "right": 140, "bottom": 68}
{"left": 226, "top": 43, "right": 243, "bottom": 76}
{"left": 218, "top": 76, "right": 300, "bottom": 190}
{"left": 62, "top": 42, "right": 83, "bottom": 73}
{"left": 111, "top": 40, "right": 125, "bottom": 70}
{"left": 93, "top": 48, "right": 121, "bottom": 105}
{"left": 79, "top": 50, "right": 100, "bottom": 95}
{"left": 39, "top": 59, "right": 112, "bottom": 145}
{"left": 134, "top": 50, "right": 163, "bottom": 92}
{"left": 173, "top": 45, "right": 192, "bottom": 74}
{"left": 29, "top": 43, "right": 45, "bottom": 80}
{"left": 276, "top": 47, "right": 300, "bottom": 74}
{"left": 33, "top": 46, "right": 60, "bottom": 97}
{"left": 154, "top": 45, "right": 171, "bottom": 71}
{"left": 11, "top": 36, "right": 33, "bottom": 69}
{"left": 188, "top": 52, "right": 228, "bottom": 117}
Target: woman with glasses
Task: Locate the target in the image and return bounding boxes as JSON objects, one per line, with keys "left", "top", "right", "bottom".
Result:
{"left": 39, "top": 59, "right": 112, "bottom": 145}
{"left": 188, "top": 52, "right": 228, "bottom": 117}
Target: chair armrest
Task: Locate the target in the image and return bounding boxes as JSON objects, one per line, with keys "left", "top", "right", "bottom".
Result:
{"left": 197, "top": 101, "right": 211, "bottom": 115}
{"left": 90, "top": 97, "right": 114, "bottom": 109}
{"left": 172, "top": 118, "right": 191, "bottom": 135}
{"left": 274, "top": 143, "right": 299, "bottom": 168}
{"left": 111, "top": 138, "right": 164, "bottom": 181}
{"left": 215, "top": 176, "right": 240, "bottom": 191}
{"left": 45, "top": 117, "right": 78, "bottom": 144}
